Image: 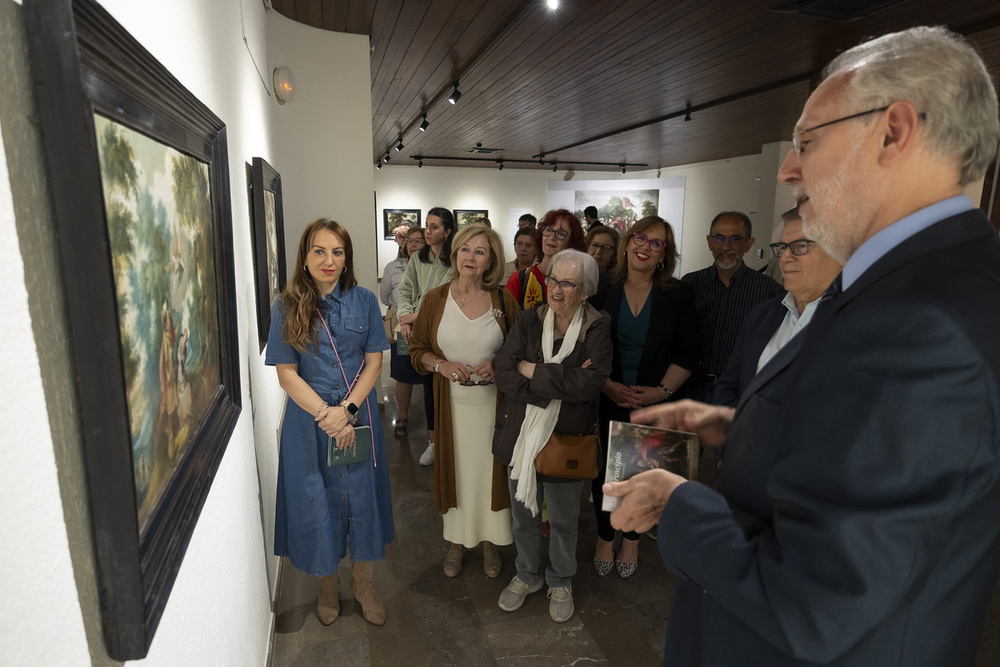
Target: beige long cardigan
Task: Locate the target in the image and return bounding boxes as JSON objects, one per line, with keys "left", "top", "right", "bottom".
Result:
{"left": 408, "top": 283, "right": 519, "bottom": 513}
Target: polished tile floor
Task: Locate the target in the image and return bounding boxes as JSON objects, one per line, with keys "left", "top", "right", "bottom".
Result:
{"left": 269, "top": 356, "right": 1000, "bottom": 667}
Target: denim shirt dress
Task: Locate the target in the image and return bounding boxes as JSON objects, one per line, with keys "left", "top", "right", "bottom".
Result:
{"left": 265, "top": 284, "right": 393, "bottom": 575}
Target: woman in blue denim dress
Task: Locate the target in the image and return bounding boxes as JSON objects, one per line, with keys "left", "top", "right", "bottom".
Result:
{"left": 265, "top": 219, "right": 393, "bottom": 626}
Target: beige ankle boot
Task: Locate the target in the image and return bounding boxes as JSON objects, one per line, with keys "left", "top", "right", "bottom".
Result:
{"left": 317, "top": 573, "right": 340, "bottom": 625}
{"left": 352, "top": 561, "right": 385, "bottom": 625}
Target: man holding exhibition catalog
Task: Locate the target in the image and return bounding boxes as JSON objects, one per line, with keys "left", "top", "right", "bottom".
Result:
{"left": 604, "top": 26, "right": 1000, "bottom": 666}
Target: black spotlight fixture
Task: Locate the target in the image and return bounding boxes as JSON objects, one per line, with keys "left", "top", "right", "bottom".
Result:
{"left": 538, "top": 157, "right": 545, "bottom": 166}
{"left": 620, "top": 164, "right": 627, "bottom": 174}
{"left": 448, "top": 80, "right": 462, "bottom": 105}
{"left": 382, "top": 152, "right": 390, "bottom": 163}
{"left": 419, "top": 114, "right": 429, "bottom": 131}
{"left": 498, "top": 161, "right": 504, "bottom": 171}
{"left": 396, "top": 140, "right": 404, "bottom": 152}
{"left": 552, "top": 163, "right": 557, "bottom": 172}
{"left": 376, "top": 162, "right": 382, "bottom": 170}
{"left": 418, "top": 159, "right": 423, "bottom": 168}
{"left": 684, "top": 112, "right": 692, "bottom": 121}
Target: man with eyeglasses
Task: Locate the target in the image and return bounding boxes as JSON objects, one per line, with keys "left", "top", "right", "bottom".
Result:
{"left": 680, "top": 211, "right": 783, "bottom": 403}
{"left": 604, "top": 27, "right": 1000, "bottom": 666}
{"left": 712, "top": 207, "right": 841, "bottom": 407}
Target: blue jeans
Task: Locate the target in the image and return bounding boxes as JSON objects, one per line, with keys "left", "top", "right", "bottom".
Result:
{"left": 507, "top": 471, "right": 585, "bottom": 589}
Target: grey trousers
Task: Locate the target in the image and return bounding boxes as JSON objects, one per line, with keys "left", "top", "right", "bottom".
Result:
{"left": 507, "top": 470, "right": 585, "bottom": 589}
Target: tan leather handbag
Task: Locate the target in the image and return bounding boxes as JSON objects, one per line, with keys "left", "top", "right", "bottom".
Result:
{"left": 534, "top": 432, "right": 600, "bottom": 479}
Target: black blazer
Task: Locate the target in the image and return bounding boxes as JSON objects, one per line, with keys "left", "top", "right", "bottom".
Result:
{"left": 590, "top": 278, "right": 700, "bottom": 387}
{"left": 657, "top": 209, "right": 1000, "bottom": 666}
{"left": 712, "top": 296, "right": 788, "bottom": 407}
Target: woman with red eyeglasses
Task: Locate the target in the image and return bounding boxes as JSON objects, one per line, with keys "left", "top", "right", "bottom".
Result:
{"left": 587, "top": 216, "right": 700, "bottom": 579}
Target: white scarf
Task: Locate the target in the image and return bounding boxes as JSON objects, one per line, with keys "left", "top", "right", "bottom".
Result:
{"left": 509, "top": 305, "right": 586, "bottom": 515}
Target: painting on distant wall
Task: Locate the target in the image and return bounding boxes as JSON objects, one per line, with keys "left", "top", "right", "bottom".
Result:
{"left": 574, "top": 189, "right": 659, "bottom": 233}
{"left": 24, "top": 0, "right": 241, "bottom": 658}
{"left": 249, "top": 157, "right": 286, "bottom": 352}
{"left": 384, "top": 208, "right": 421, "bottom": 239}
{"left": 455, "top": 208, "right": 489, "bottom": 228}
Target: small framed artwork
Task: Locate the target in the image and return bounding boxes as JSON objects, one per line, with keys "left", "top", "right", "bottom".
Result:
{"left": 383, "top": 208, "right": 421, "bottom": 239}
{"left": 24, "top": 0, "right": 241, "bottom": 659}
{"left": 249, "top": 157, "right": 287, "bottom": 352}
{"left": 455, "top": 209, "right": 490, "bottom": 229}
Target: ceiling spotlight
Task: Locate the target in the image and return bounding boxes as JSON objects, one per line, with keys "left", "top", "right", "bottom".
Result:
{"left": 448, "top": 81, "right": 462, "bottom": 105}
{"left": 419, "top": 114, "right": 429, "bottom": 131}
{"left": 383, "top": 152, "right": 390, "bottom": 163}
{"left": 418, "top": 160, "right": 423, "bottom": 168}
{"left": 396, "top": 140, "right": 404, "bottom": 152}
{"left": 620, "top": 164, "right": 627, "bottom": 174}
{"left": 547, "top": 0, "right": 559, "bottom": 9}
{"left": 539, "top": 158, "right": 545, "bottom": 166}
{"left": 376, "top": 162, "right": 382, "bottom": 170}
{"left": 498, "top": 161, "right": 504, "bottom": 171}
{"left": 684, "top": 112, "right": 692, "bottom": 121}
{"left": 552, "top": 163, "right": 557, "bottom": 172}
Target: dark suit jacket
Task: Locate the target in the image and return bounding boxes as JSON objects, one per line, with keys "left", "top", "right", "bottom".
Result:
{"left": 657, "top": 209, "right": 1000, "bottom": 666}
{"left": 711, "top": 295, "right": 788, "bottom": 407}
{"left": 589, "top": 278, "right": 700, "bottom": 423}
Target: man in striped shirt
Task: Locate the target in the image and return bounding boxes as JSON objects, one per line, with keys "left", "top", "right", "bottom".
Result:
{"left": 681, "top": 211, "right": 783, "bottom": 403}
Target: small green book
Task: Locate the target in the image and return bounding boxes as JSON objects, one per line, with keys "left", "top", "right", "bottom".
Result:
{"left": 327, "top": 425, "right": 372, "bottom": 467}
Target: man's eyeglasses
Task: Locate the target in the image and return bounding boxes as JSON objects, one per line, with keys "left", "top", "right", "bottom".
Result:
{"left": 770, "top": 239, "right": 816, "bottom": 257}
{"left": 544, "top": 275, "right": 579, "bottom": 290}
{"left": 791, "top": 107, "right": 888, "bottom": 154}
{"left": 541, "top": 227, "right": 569, "bottom": 241}
{"left": 632, "top": 233, "right": 666, "bottom": 252}
{"left": 709, "top": 234, "right": 747, "bottom": 246}
{"left": 589, "top": 242, "right": 614, "bottom": 253}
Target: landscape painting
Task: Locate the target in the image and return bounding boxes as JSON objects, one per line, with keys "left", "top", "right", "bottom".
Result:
{"left": 454, "top": 208, "right": 489, "bottom": 229}
{"left": 383, "top": 208, "right": 421, "bottom": 239}
{"left": 574, "top": 189, "right": 659, "bottom": 232}
{"left": 94, "top": 114, "right": 220, "bottom": 531}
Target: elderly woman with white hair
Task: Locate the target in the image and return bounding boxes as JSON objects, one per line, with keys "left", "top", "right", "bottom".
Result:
{"left": 491, "top": 249, "right": 612, "bottom": 623}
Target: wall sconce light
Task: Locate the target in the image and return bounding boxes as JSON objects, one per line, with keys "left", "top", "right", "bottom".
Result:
{"left": 448, "top": 81, "right": 462, "bottom": 105}
{"left": 419, "top": 114, "right": 429, "bottom": 131}
{"left": 273, "top": 66, "right": 295, "bottom": 104}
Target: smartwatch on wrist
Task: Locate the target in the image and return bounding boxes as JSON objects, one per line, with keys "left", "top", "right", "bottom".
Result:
{"left": 341, "top": 400, "right": 360, "bottom": 426}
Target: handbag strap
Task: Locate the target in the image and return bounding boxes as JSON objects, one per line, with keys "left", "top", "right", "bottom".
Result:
{"left": 316, "top": 308, "right": 377, "bottom": 467}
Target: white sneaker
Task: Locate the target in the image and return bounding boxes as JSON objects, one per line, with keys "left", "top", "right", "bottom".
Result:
{"left": 419, "top": 442, "right": 435, "bottom": 466}
{"left": 498, "top": 576, "right": 543, "bottom": 612}
{"left": 547, "top": 585, "right": 574, "bottom": 622}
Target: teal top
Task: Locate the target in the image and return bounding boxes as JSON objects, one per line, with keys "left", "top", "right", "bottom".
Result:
{"left": 617, "top": 291, "right": 650, "bottom": 386}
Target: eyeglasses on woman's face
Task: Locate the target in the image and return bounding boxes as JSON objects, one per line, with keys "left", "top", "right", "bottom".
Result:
{"left": 544, "top": 275, "right": 578, "bottom": 291}
{"left": 589, "top": 242, "right": 614, "bottom": 254}
{"left": 541, "top": 226, "right": 569, "bottom": 241}
{"left": 632, "top": 233, "right": 666, "bottom": 253}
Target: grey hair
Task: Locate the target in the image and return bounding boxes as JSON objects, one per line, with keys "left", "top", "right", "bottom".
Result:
{"left": 825, "top": 26, "right": 999, "bottom": 186}
{"left": 549, "top": 249, "right": 599, "bottom": 297}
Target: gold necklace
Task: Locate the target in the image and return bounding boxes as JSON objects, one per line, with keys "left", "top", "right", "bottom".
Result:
{"left": 453, "top": 284, "right": 481, "bottom": 306}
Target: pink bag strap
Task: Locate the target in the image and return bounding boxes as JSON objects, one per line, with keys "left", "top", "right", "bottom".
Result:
{"left": 317, "top": 308, "right": 377, "bottom": 467}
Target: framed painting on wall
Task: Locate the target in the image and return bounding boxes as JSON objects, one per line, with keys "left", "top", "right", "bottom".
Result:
{"left": 383, "top": 208, "right": 421, "bottom": 239}
{"left": 249, "top": 157, "right": 287, "bottom": 352}
{"left": 455, "top": 208, "right": 489, "bottom": 228}
{"left": 24, "top": 0, "right": 242, "bottom": 659}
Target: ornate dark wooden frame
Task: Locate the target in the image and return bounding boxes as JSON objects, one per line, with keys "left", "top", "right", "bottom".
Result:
{"left": 24, "top": 0, "right": 241, "bottom": 659}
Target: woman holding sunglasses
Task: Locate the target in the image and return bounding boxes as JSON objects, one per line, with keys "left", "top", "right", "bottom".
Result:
{"left": 588, "top": 216, "right": 700, "bottom": 579}
{"left": 506, "top": 209, "right": 586, "bottom": 310}
{"left": 409, "top": 224, "right": 519, "bottom": 579}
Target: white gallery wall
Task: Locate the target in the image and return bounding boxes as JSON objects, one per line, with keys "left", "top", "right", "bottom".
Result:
{"left": 0, "top": 0, "right": 375, "bottom": 665}
{"left": 374, "top": 146, "right": 797, "bottom": 283}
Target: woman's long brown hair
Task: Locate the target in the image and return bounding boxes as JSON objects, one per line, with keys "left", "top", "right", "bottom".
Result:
{"left": 281, "top": 219, "right": 357, "bottom": 352}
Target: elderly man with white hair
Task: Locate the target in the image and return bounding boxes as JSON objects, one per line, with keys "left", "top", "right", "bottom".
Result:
{"left": 605, "top": 26, "right": 1000, "bottom": 666}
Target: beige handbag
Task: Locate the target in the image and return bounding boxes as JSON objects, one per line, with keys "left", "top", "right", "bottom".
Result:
{"left": 534, "top": 432, "right": 600, "bottom": 479}
{"left": 382, "top": 306, "right": 399, "bottom": 345}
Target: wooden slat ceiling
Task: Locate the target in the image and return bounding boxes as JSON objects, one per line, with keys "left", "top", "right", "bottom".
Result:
{"left": 271, "top": 0, "right": 1000, "bottom": 171}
